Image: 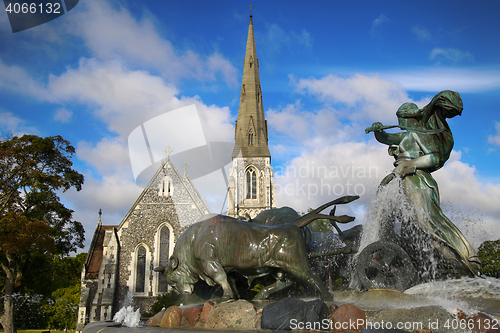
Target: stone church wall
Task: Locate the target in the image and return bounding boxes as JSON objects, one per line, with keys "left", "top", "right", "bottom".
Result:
{"left": 113, "top": 162, "right": 209, "bottom": 315}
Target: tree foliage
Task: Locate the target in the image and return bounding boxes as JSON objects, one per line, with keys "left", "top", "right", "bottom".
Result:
{"left": 12, "top": 252, "right": 86, "bottom": 330}
{"left": 0, "top": 135, "right": 84, "bottom": 333}
{"left": 304, "top": 208, "right": 335, "bottom": 233}
{"left": 478, "top": 239, "right": 500, "bottom": 278}
{"left": 14, "top": 294, "right": 48, "bottom": 329}
{"left": 50, "top": 253, "right": 87, "bottom": 289}
{"left": 44, "top": 284, "right": 81, "bottom": 330}
{"left": 147, "top": 290, "right": 182, "bottom": 316}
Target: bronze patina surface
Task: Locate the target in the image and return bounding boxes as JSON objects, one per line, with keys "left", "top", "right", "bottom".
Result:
{"left": 156, "top": 197, "right": 359, "bottom": 301}
{"left": 365, "top": 90, "right": 481, "bottom": 278}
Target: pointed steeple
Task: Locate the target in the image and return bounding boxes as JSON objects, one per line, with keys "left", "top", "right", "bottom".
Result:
{"left": 232, "top": 14, "right": 271, "bottom": 158}
{"left": 227, "top": 10, "right": 275, "bottom": 218}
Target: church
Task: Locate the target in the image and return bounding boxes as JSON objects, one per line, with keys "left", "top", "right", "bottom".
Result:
{"left": 76, "top": 13, "right": 275, "bottom": 331}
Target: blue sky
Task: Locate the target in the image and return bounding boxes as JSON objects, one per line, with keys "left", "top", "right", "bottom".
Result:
{"left": 1, "top": 0, "right": 500, "bottom": 251}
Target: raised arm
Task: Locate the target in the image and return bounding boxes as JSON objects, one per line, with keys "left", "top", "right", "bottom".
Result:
{"left": 365, "top": 122, "right": 405, "bottom": 146}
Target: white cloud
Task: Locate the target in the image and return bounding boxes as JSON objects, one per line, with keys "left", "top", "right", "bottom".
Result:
{"left": 488, "top": 121, "right": 500, "bottom": 147}
{"left": 274, "top": 142, "right": 391, "bottom": 215}
{"left": 267, "top": 100, "right": 356, "bottom": 155}
{"left": 291, "top": 73, "right": 428, "bottom": 122}
{"left": 0, "top": 55, "right": 235, "bottom": 145}
{"left": 441, "top": 205, "right": 500, "bottom": 248}
{"left": 0, "top": 41, "right": 235, "bottom": 234}
{"left": 67, "top": 0, "right": 238, "bottom": 87}
{"left": 0, "top": 59, "right": 47, "bottom": 98}
{"left": 54, "top": 108, "right": 72, "bottom": 123}
{"left": 412, "top": 25, "right": 432, "bottom": 42}
{"left": 77, "top": 137, "right": 131, "bottom": 175}
{"left": 268, "top": 100, "right": 316, "bottom": 141}
{"left": 435, "top": 151, "right": 500, "bottom": 217}
{"left": 293, "top": 29, "right": 313, "bottom": 49}
{"left": 430, "top": 47, "right": 474, "bottom": 64}
{"left": 372, "top": 14, "right": 389, "bottom": 28}
{"left": 72, "top": 173, "right": 141, "bottom": 215}
{"left": 63, "top": 170, "right": 143, "bottom": 247}
{"left": 433, "top": 151, "right": 500, "bottom": 243}
{"left": 382, "top": 67, "right": 500, "bottom": 93}
{"left": 0, "top": 109, "right": 38, "bottom": 137}
{"left": 45, "top": 58, "right": 182, "bottom": 136}
{"left": 42, "top": 58, "right": 235, "bottom": 144}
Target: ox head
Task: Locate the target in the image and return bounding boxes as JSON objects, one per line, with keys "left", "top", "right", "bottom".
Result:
{"left": 154, "top": 256, "right": 196, "bottom": 295}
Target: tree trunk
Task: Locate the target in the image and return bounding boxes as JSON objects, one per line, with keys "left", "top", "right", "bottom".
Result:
{"left": 0, "top": 252, "right": 17, "bottom": 333}
{"left": 1, "top": 295, "right": 15, "bottom": 333}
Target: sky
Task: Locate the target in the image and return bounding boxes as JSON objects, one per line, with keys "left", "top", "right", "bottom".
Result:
{"left": 1, "top": 0, "right": 500, "bottom": 252}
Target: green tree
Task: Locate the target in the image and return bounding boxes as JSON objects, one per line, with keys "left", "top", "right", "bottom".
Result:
{"left": 146, "top": 290, "right": 181, "bottom": 316}
{"left": 14, "top": 294, "right": 48, "bottom": 330}
{"left": 14, "top": 253, "right": 86, "bottom": 329}
{"left": 478, "top": 239, "right": 500, "bottom": 278}
{"left": 0, "top": 135, "right": 84, "bottom": 333}
{"left": 49, "top": 252, "right": 87, "bottom": 290}
{"left": 44, "top": 284, "right": 80, "bottom": 330}
{"left": 304, "top": 208, "right": 335, "bottom": 233}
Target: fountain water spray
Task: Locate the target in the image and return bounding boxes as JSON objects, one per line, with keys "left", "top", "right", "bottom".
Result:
{"left": 112, "top": 292, "right": 141, "bottom": 327}
{"left": 351, "top": 176, "right": 446, "bottom": 290}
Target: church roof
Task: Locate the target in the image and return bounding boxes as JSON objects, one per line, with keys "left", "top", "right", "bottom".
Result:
{"left": 232, "top": 14, "right": 271, "bottom": 159}
{"left": 84, "top": 223, "right": 117, "bottom": 279}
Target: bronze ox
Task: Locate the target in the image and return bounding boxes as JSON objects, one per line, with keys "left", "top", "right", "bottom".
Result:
{"left": 155, "top": 196, "right": 358, "bottom": 301}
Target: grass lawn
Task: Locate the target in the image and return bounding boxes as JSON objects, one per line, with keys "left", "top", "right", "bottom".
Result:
{"left": 15, "top": 331, "right": 75, "bottom": 333}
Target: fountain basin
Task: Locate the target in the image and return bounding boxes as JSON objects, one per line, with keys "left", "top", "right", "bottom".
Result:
{"left": 83, "top": 279, "right": 500, "bottom": 333}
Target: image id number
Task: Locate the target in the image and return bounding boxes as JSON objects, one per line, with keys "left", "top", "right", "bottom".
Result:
{"left": 445, "top": 318, "right": 499, "bottom": 331}
{"left": 5, "top": 2, "right": 61, "bottom": 14}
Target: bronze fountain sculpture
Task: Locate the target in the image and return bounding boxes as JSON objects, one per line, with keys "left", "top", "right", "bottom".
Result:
{"left": 157, "top": 90, "right": 481, "bottom": 299}
{"left": 155, "top": 196, "right": 359, "bottom": 301}
{"left": 359, "top": 90, "right": 481, "bottom": 291}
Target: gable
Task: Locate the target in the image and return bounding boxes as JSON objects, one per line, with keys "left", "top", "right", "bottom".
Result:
{"left": 117, "top": 157, "right": 210, "bottom": 232}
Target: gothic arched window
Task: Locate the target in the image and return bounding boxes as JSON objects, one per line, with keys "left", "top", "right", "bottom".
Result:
{"left": 157, "top": 225, "right": 170, "bottom": 292}
{"left": 135, "top": 246, "right": 146, "bottom": 293}
{"left": 246, "top": 169, "right": 257, "bottom": 199}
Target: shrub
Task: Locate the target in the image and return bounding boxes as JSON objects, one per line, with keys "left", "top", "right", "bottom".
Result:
{"left": 146, "top": 290, "right": 182, "bottom": 316}
{"left": 478, "top": 239, "right": 500, "bottom": 278}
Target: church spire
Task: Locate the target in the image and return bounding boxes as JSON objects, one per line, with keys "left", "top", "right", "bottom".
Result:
{"left": 232, "top": 12, "right": 271, "bottom": 158}
{"left": 227, "top": 10, "right": 275, "bottom": 218}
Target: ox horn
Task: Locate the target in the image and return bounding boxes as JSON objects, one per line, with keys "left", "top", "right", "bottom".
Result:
{"left": 287, "top": 195, "right": 359, "bottom": 228}
{"left": 304, "top": 195, "right": 359, "bottom": 216}
{"left": 154, "top": 265, "right": 166, "bottom": 274}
